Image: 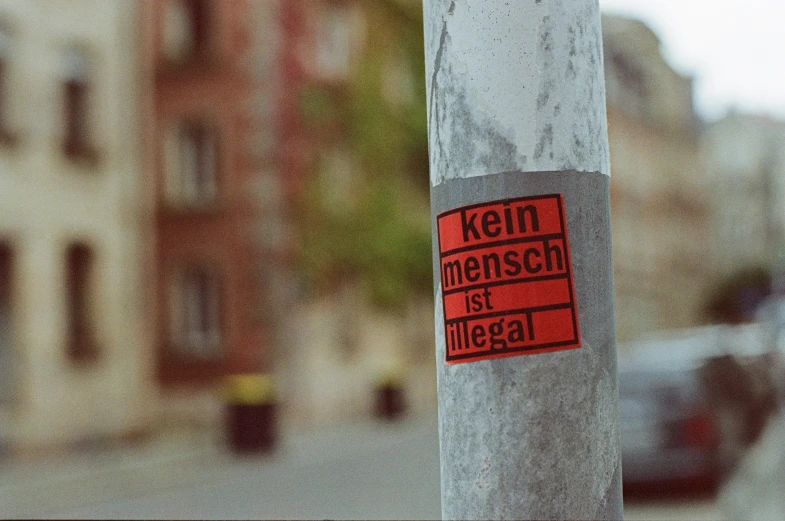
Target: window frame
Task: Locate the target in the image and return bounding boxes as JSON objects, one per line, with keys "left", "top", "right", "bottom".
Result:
{"left": 65, "top": 242, "right": 99, "bottom": 364}
{"left": 161, "top": 0, "right": 213, "bottom": 66}
{"left": 163, "top": 118, "right": 220, "bottom": 208}
{"left": 168, "top": 265, "right": 222, "bottom": 360}
{"left": 61, "top": 46, "right": 98, "bottom": 163}
{"left": 0, "top": 24, "right": 17, "bottom": 146}
{"left": 0, "top": 242, "right": 15, "bottom": 402}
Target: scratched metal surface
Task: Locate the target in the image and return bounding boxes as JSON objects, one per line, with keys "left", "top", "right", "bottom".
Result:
{"left": 424, "top": 1, "right": 622, "bottom": 519}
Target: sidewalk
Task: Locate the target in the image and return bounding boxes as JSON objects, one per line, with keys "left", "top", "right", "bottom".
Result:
{"left": 0, "top": 414, "right": 442, "bottom": 519}
{"left": 717, "top": 412, "right": 785, "bottom": 521}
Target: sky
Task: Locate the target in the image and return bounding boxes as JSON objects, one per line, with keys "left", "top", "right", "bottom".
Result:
{"left": 599, "top": 0, "right": 785, "bottom": 122}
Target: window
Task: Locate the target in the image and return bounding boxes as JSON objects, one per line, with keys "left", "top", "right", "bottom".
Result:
{"left": 169, "top": 267, "right": 221, "bottom": 358}
{"left": 0, "top": 25, "right": 16, "bottom": 144}
{"left": 62, "top": 48, "right": 96, "bottom": 160}
{"left": 319, "top": 146, "right": 356, "bottom": 209}
{"left": 381, "top": 55, "right": 415, "bottom": 107}
{"left": 607, "top": 49, "right": 648, "bottom": 118}
{"left": 164, "top": 120, "right": 219, "bottom": 207}
{"left": 66, "top": 243, "right": 98, "bottom": 363}
{"left": 313, "top": 5, "right": 356, "bottom": 81}
{"left": 162, "top": 0, "right": 211, "bottom": 64}
{"left": 0, "top": 243, "right": 14, "bottom": 402}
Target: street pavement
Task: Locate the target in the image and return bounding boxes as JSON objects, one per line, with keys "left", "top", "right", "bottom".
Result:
{"left": 717, "top": 413, "right": 785, "bottom": 521}
{"left": 5, "top": 410, "right": 778, "bottom": 520}
{"left": 0, "top": 415, "right": 442, "bottom": 519}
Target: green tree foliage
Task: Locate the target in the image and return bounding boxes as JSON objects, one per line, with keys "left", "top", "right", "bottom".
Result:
{"left": 296, "top": 0, "right": 431, "bottom": 310}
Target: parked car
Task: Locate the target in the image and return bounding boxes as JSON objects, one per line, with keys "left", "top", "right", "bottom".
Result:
{"left": 619, "top": 324, "right": 780, "bottom": 493}
{"left": 620, "top": 358, "right": 729, "bottom": 492}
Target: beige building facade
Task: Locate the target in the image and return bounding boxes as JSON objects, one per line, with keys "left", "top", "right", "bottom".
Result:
{"left": 703, "top": 113, "right": 785, "bottom": 282}
{"left": 0, "top": 1, "right": 152, "bottom": 449}
{"left": 603, "top": 15, "right": 713, "bottom": 342}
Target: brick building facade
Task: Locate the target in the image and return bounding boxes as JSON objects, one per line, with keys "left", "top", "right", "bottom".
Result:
{"left": 140, "top": 0, "right": 274, "bottom": 387}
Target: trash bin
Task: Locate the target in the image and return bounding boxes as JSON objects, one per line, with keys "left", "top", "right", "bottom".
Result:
{"left": 225, "top": 373, "right": 277, "bottom": 454}
{"left": 374, "top": 368, "right": 406, "bottom": 420}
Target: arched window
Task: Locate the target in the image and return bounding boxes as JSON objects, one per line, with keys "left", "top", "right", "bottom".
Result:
{"left": 162, "top": 0, "right": 211, "bottom": 64}
{"left": 65, "top": 242, "right": 99, "bottom": 363}
{"left": 62, "top": 48, "right": 96, "bottom": 160}
{"left": 164, "top": 119, "right": 219, "bottom": 207}
{"left": 0, "top": 243, "right": 15, "bottom": 401}
{"left": 0, "top": 24, "right": 17, "bottom": 145}
{"left": 0, "top": 26, "right": 11, "bottom": 131}
{"left": 169, "top": 266, "right": 221, "bottom": 358}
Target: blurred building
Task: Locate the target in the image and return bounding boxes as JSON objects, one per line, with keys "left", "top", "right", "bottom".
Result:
{"left": 0, "top": 0, "right": 287, "bottom": 451}
{"left": 139, "top": 0, "right": 283, "bottom": 422}
{"left": 703, "top": 113, "right": 785, "bottom": 282}
{"left": 276, "top": 0, "right": 435, "bottom": 426}
{"left": 5, "top": 2, "right": 773, "bottom": 447}
{"left": 602, "top": 14, "right": 713, "bottom": 342}
{"left": 0, "top": 1, "right": 151, "bottom": 448}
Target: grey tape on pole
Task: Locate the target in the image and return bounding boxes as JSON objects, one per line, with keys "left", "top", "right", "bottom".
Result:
{"left": 431, "top": 170, "right": 622, "bottom": 520}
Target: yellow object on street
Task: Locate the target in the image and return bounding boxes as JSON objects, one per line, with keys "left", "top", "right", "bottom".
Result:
{"left": 224, "top": 374, "right": 275, "bottom": 405}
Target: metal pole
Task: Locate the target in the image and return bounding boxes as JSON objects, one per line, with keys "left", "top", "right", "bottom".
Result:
{"left": 424, "top": 1, "right": 622, "bottom": 519}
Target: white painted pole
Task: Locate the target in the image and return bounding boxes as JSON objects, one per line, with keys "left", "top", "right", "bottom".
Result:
{"left": 424, "top": 1, "right": 622, "bottom": 519}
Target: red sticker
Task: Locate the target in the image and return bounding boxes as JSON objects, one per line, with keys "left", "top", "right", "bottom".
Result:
{"left": 437, "top": 194, "right": 580, "bottom": 364}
